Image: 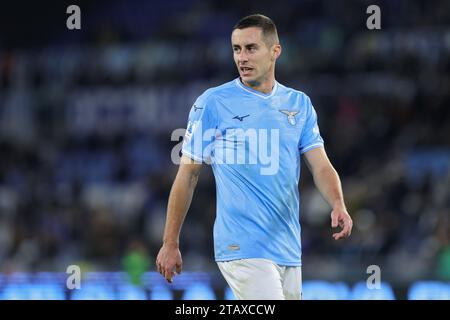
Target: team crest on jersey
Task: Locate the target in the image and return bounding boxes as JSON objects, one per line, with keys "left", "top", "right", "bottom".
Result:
{"left": 279, "top": 110, "right": 299, "bottom": 126}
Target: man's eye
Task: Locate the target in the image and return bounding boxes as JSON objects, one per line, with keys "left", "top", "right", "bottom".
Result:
{"left": 233, "top": 48, "right": 240, "bottom": 53}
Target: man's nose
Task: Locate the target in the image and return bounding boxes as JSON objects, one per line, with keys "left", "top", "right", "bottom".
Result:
{"left": 238, "top": 51, "right": 249, "bottom": 62}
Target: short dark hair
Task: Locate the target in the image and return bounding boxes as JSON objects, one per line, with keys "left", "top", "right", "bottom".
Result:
{"left": 233, "top": 14, "right": 279, "bottom": 46}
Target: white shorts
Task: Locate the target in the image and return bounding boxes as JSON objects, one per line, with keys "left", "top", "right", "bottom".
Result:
{"left": 217, "top": 258, "right": 302, "bottom": 300}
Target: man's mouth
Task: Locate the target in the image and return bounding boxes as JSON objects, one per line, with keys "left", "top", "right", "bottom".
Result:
{"left": 240, "top": 67, "right": 253, "bottom": 74}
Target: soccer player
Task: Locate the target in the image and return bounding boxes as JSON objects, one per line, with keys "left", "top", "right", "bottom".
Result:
{"left": 156, "top": 14, "right": 353, "bottom": 300}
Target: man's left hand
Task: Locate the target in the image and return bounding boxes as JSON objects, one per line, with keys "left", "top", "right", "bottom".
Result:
{"left": 331, "top": 208, "right": 353, "bottom": 240}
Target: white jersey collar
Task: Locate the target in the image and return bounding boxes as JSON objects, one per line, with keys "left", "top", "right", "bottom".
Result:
{"left": 235, "top": 78, "right": 278, "bottom": 99}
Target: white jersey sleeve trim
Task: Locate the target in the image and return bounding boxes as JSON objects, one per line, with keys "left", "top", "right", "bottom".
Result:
{"left": 181, "top": 149, "right": 205, "bottom": 162}
{"left": 300, "top": 143, "right": 324, "bottom": 154}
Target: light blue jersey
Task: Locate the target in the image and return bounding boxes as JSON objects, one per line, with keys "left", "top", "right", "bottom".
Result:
{"left": 182, "top": 78, "right": 324, "bottom": 266}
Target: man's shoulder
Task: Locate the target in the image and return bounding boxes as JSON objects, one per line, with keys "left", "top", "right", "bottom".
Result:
{"left": 276, "top": 81, "right": 311, "bottom": 102}
{"left": 197, "top": 79, "right": 238, "bottom": 102}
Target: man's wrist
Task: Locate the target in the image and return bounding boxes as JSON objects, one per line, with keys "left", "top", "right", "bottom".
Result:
{"left": 332, "top": 201, "right": 347, "bottom": 211}
{"left": 163, "top": 239, "right": 179, "bottom": 248}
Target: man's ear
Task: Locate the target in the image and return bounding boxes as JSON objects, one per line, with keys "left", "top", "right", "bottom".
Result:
{"left": 272, "top": 44, "right": 282, "bottom": 61}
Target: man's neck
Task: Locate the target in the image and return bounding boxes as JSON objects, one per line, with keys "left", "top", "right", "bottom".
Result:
{"left": 241, "top": 77, "right": 275, "bottom": 94}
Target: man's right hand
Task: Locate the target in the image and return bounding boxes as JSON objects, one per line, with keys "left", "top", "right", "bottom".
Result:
{"left": 156, "top": 242, "right": 183, "bottom": 283}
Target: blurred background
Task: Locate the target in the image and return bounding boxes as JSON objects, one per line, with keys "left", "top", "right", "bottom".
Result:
{"left": 0, "top": 0, "right": 449, "bottom": 299}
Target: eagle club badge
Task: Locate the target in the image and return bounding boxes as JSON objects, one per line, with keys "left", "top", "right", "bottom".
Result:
{"left": 279, "top": 110, "right": 299, "bottom": 125}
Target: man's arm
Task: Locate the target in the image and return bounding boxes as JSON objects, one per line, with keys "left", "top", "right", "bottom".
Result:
{"left": 303, "top": 147, "right": 353, "bottom": 240}
{"left": 156, "top": 155, "right": 202, "bottom": 283}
